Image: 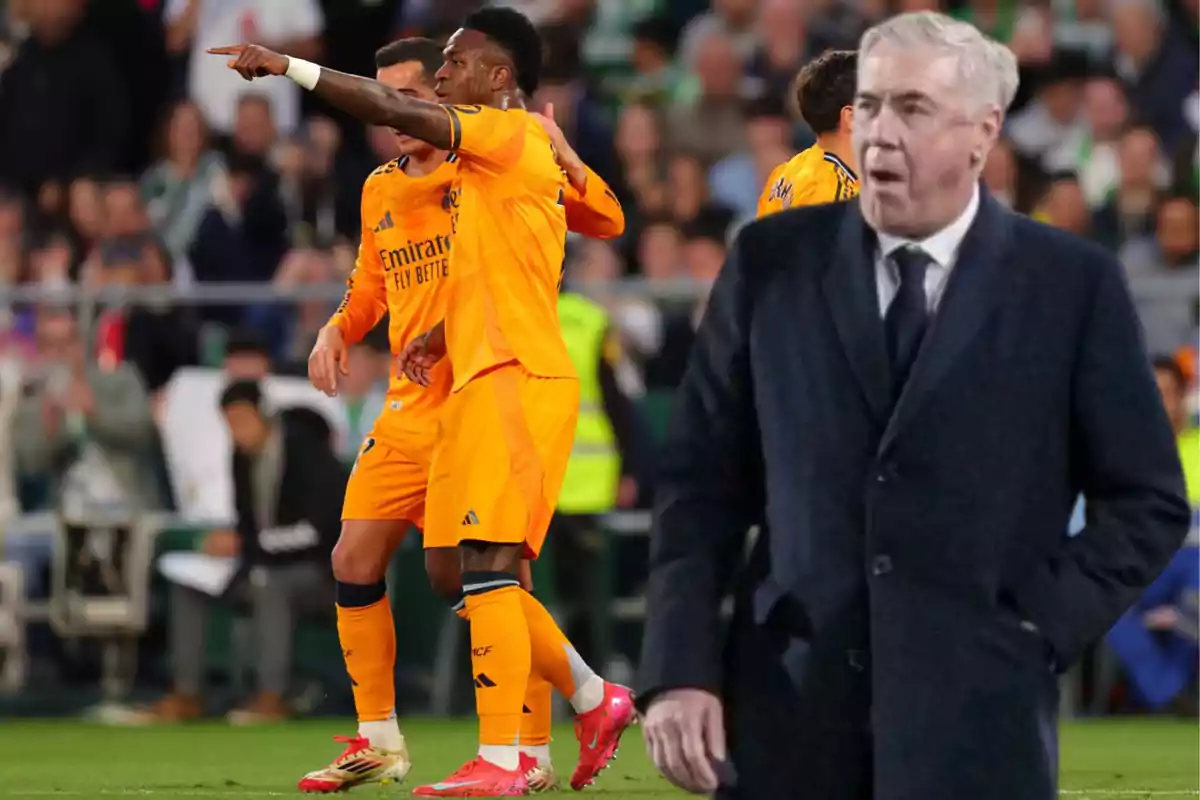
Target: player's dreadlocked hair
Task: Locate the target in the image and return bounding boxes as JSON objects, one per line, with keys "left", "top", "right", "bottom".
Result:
{"left": 375, "top": 37, "right": 445, "bottom": 84}
{"left": 462, "top": 7, "right": 543, "bottom": 97}
{"left": 794, "top": 50, "right": 858, "bottom": 136}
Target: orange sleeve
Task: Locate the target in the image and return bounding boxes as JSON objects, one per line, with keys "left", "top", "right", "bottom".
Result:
{"left": 326, "top": 181, "right": 388, "bottom": 343}
{"left": 443, "top": 105, "right": 527, "bottom": 169}
{"left": 563, "top": 166, "right": 625, "bottom": 240}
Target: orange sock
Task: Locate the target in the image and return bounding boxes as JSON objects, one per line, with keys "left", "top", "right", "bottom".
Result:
{"left": 336, "top": 589, "right": 396, "bottom": 722}
{"left": 520, "top": 674, "right": 554, "bottom": 746}
{"left": 464, "top": 584, "right": 530, "bottom": 746}
{"left": 518, "top": 588, "right": 580, "bottom": 699}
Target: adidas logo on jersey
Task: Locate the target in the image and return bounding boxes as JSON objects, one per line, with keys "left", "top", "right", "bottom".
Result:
{"left": 374, "top": 211, "right": 395, "bottom": 232}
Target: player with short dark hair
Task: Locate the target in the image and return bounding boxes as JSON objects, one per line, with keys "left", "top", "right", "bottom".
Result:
{"left": 758, "top": 50, "right": 860, "bottom": 217}
{"left": 252, "top": 25, "right": 632, "bottom": 796}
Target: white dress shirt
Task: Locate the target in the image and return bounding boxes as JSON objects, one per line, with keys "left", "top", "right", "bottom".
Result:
{"left": 874, "top": 185, "right": 981, "bottom": 317}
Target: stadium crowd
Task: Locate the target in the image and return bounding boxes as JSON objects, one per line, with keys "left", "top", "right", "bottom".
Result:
{"left": 0, "top": 0, "right": 1196, "bottom": 715}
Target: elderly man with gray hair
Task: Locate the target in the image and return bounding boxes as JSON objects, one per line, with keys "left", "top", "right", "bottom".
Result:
{"left": 637, "top": 11, "right": 1189, "bottom": 800}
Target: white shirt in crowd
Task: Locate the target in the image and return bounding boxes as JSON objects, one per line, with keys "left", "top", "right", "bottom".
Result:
{"left": 165, "top": 0, "right": 324, "bottom": 135}
{"left": 874, "top": 183, "right": 981, "bottom": 317}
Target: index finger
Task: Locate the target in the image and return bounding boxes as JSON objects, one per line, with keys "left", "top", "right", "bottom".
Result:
{"left": 704, "top": 702, "right": 727, "bottom": 762}
{"left": 206, "top": 45, "right": 246, "bottom": 55}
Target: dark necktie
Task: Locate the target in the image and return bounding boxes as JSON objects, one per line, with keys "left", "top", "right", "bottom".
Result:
{"left": 884, "top": 246, "right": 932, "bottom": 400}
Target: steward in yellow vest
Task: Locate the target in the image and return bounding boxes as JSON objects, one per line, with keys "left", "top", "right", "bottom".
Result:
{"left": 556, "top": 291, "right": 624, "bottom": 514}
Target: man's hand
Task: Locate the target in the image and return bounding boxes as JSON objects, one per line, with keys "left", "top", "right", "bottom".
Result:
{"left": 533, "top": 103, "right": 588, "bottom": 193}
{"left": 208, "top": 43, "right": 289, "bottom": 82}
{"left": 643, "top": 688, "right": 727, "bottom": 794}
{"left": 1143, "top": 606, "right": 1181, "bottom": 631}
{"left": 309, "top": 326, "right": 349, "bottom": 397}
{"left": 395, "top": 322, "right": 446, "bottom": 387}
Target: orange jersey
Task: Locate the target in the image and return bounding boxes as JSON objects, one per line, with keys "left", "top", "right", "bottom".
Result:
{"left": 327, "top": 147, "right": 624, "bottom": 448}
{"left": 327, "top": 153, "right": 460, "bottom": 449}
{"left": 441, "top": 104, "right": 573, "bottom": 391}
{"left": 757, "top": 145, "right": 859, "bottom": 218}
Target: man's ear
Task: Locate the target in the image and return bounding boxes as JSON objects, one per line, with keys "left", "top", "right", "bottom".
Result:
{"left": 491, "top": 64, "right": 512, "bottom": 92}
{"left": 840, "top": 105, "right": 854, "bottom": 136}
{"left": 979, "top": 106, "right": 1003, "bottom": 150}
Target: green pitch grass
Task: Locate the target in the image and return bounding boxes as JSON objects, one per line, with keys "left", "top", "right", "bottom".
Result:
{"left": 0, "top": 718, "right": 1194, "bottom": 798}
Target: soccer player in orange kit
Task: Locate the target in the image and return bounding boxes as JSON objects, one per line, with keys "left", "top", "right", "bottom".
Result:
{"left": 758, "top": 50, "right": 860, "bottom": 217}
{"left": 256, "top": 27, "right": 630, "bottom": 799}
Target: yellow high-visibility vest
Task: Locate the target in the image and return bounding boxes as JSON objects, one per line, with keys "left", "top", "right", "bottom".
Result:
{"left": 557, "top": 292, "right": 620, "bottom": 513}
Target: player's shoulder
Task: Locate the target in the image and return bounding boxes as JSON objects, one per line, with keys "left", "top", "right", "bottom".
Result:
{"left": 367, "top": 157, "right": 404, "bottom": 184}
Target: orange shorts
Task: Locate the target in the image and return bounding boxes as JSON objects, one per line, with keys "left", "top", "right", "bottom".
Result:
{"left": 425, "top": 362, "right": 579, "bottom": 558}
{"left": 341, "top": 433, "right": 433, "bottom": 528}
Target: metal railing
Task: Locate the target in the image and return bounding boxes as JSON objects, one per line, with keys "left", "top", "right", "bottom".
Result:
{"left": 0, "top": 278, "right": 713, "bottom": 305}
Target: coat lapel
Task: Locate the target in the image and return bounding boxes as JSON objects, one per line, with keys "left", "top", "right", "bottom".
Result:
{"left": 824, "top": 202, "right": 891, "bottom": 422}
{"left": 878, "top": 190, "right": 1013, "bottom": 453}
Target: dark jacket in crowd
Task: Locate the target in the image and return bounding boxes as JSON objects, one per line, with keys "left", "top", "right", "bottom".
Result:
{"left": 232, "top": 407, "right": 344, "bottom": 568}
{"left": 0, "top": 29, "right": 128, "bottom": 195}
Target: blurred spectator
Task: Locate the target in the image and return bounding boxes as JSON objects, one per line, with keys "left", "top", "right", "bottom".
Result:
{"left": 1111, "top": 0, "right": 1198, "bottom": 152}
{"left": 332, "top": 340, "right": 385, "bottom": 464}
{"left": 66, "top": 177, "right": 105, "bottom": 260}
{"left": 131, "top": 379, "right": 340, "bottom": 723}
{"left": 1075, "top": 77, "right": 1132, "bottom": 208}
{"left": 624, "top": 16, "right": 695, "bottom": 109}
{"left": 535, "top": 24, "right": 619, "bottom": 186}
{"left": 189, "top": 152, "right": 288, "bottom": 312}
{"left": 277, "top": 116, "right": 368, "bottom": 249}
{"left": 666, "top": 31, "right": 749, "bottom": 163}
{"left": 222, "top": 328, "right": 271, "bottom": 381}
{"left": 1000, "top": 4, "right": 1056, "bottom": 70}
{"left": 643, "top": 205, "right": 731, "bottom": 389}
{"left": 613, "top": 102, "right": 667, "bottom": 217}
{"left": 82, "top": 0, "right": 171, "bottom": 175}
{"left": 26, "top": 230, "right": 75, "bottom": 289}
{"left": 744, "top": 0, "right": 810, "bottom": 106}
{"left": 1036, "top": 173, "right": 1091, "bottom": 236}
{"left": 13, "top": 307, "right": 165, "bottom": 513}
{"left": 103, "top": 178, "right": 151, "bottom": 239}
{"left": 0, "top": 0, "right": 128, "bottom": 199}
{"left": 681, "top": 204, "right": 730, "bottom": 320}
{"left": 140, "top": 99, "right": 225, "bottom": 267}
{"left": 679, "top": 0, "right": 758, "bottom": 64}
{"left": 952, "top": 0, "right": 1020, "bottom": 42}
{"left": 117, "top": 238, "right": 200, "bottom": 401}
{"left": 1053, "top": 0, "right": 1116, "bottom": 64}
{"left": 0, "top": 355, "right": 19, "bottom": 526}
{"left": 982, "top": 137, "right": 1019, "bottom": 208}
{"left": 571, "top": 238, "right": 645, "bottom": 355}
{"left": 243, "top": 247, "right": 337, "bottom": 370}
{"left": 166, "top": 0, "right": 324, "bottom": 137}
{"left": 709, "top": 95, "right": 791, "bottom": 219}
{"left": 666, "top": 152, "right": 716, "bottom": 226}
{"left": 1007, "top": 52, "right": 1089, "bottom": 175}
{"left": 1125, "top": 195, "right": 1200, "bottom": 356}
{"left": 230, "top": 93, "right": 278, "bottom": 162}
{"left": 1092, "top": 125, "right": 1166, "bottom": 253}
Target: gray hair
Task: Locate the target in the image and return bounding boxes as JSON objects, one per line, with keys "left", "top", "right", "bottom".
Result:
{"left": 859, "top": 11, "right": 1020, "bottom": 115}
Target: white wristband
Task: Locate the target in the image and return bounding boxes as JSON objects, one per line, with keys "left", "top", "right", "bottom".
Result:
{"left": 285, "top": 57, "right": 321, "bottom": 91}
